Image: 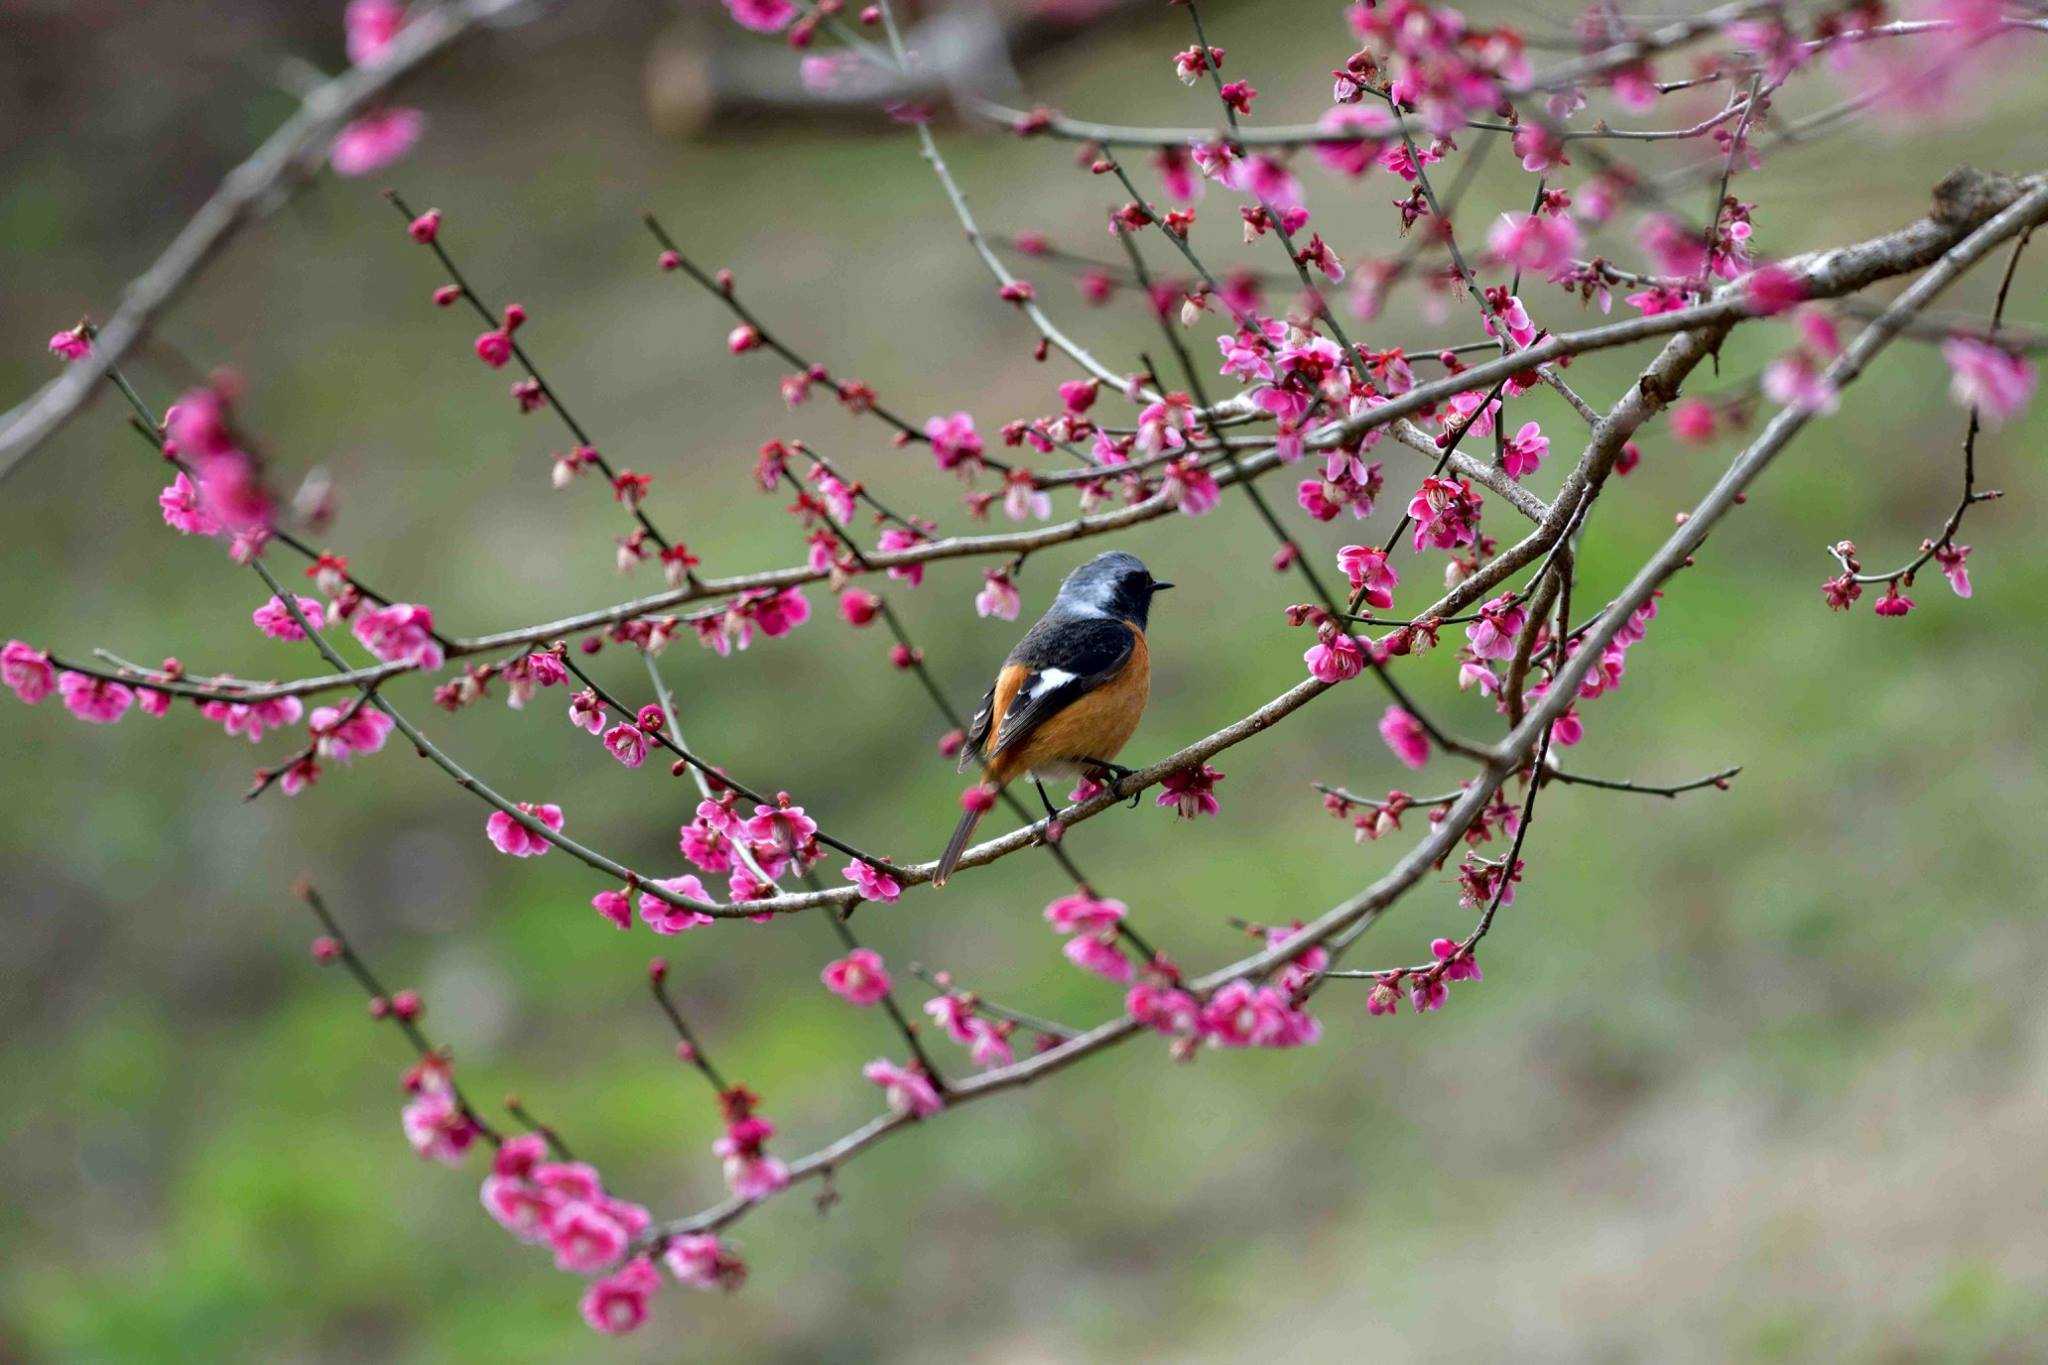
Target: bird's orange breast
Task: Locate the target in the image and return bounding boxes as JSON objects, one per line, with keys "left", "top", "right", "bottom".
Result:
{"left": 990, "top": 626, "right": 1150, "bottom": 784}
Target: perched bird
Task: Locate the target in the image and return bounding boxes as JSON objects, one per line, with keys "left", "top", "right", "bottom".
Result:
{"left": 934, "top": 550, "right": 1171, "bottom": 886}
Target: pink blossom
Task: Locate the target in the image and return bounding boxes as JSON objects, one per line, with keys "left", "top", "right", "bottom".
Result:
{"left": 352, "top": 602, "right": 444, "bottom": 670}
{"left": 1433, "top": 937, "right": 1483, "bottom": 983}
{"left": 202, "top": 695, "right": 303, "bottom": 742}
{"left": 663, "top": 1235, "right": 747, "bottom": 1292}
{"left": 823, "top": 948, "right": 892, "bottom": 1006}
{"left": 1743, "top": 264, "right": 1807, "bottom": 316}
{"left": 549, "top": 1200, "right": 630, "bottom": 1274}
{"left": 864, "top": 1059, "right": 943, "bottom": 1117}
{"left": 1199, "top": 980, "right": 1319, "bottom": 1048}
{"left": 1162, "top": 457, "right": 1221, "bottom": 515}
{"left": 1407, "top": 476, "right": 1483, "bottom": 552}
{"left": 1378, "top": 705, "right": 1429, "bottom": 770}
{"left": 1497, "top": 419, "right": 1549, "bottom": 479}
{"left": 1466, "top": 595, "right": 1528, "bottom": 661}
{"left": 579, "top": 1258, "right": 658, "bottom": 1335}
{"left": 1488, "top": 212, "right": 1581, "bottom": 273}
{"left": 1127, "top": 982, "right": 1200, "bottom": 1035}
{"left": 1136, "top": 392, "right": 1194, "bottom": 457}
{"left": 843, "top": 859, "right": 901, "bottom": 903}
{"left": 603, "top": 723, "right": 649, "bottom": 769}
{"left": 742, "top": 796, "right": 818, "bottom": 859}
{"left": 344, "top": 0, "right": 407, "bottom": 66}
{"left": 568, "top": 689, "right": 606, "bottom": 735}
{"left": 1337, "top": 545, "right": 1399, "bottom": 610}
{"left": 1762, "top": 349, "right": 1838, "bottom": 415}
{"left": 486, "top": 802, "right": 564, "bottom": 857}
{"left": 1934, "top": 543, "right": 1972, "bottom": 598}
{"left": 1156, "top": 762, "right": 1223, "bottom": 818}
{"left": 723, "top": 0, "right": 796, "bottom": 31}
{"left": 1063, "top": 933, "right": 1134, "bottom": 982}
{"left": 679, "top": 813, "right": 735, "bottom": 873}
{"left": 57, "top": 672, "right": 133, "bottom": 725}
{"left": 975, "top": 570, "right": 1021, "bottom": 620}
{"left": 48, "top": 326, "right": 91, "bottom": 361}
{"left": 1313, "top": 104, "right": 1393, "bottom": 177}
{"left": 924, "top": 994, "right": 978, "bottom": 1045}
{"left": 591, "top": 888, "right": 632, "bottom": 930}
{"left": 251, "top": 594, "right": 326, "bottom": 641}
{"left": 925, "top": 412, "right": 983, "bottom": 471}
{"left": 1045, "top": 891, "right": 1127, "bottom": 935}
{"left": 1305, "top": 629, "right": 1366, "bottom": 684}
{"left": 1942, "top": 337, "right": 2034, "bottom": 426}
{"left": 158, "top": 472, "right": 220, "bottom": 536}
{"left": 2, "top": 641, "right": 56, "bottom": 704}
{"left": 1873, "top": 583, "right": 1915, "bottom": 617}
{"left": 714, "top": 1140, "right": 789, "bottom": 1202}
{"left": 401, "top": 1087, "right": 479, "bottom": 1165}
{"left": 1670, "top": 398, "right": 1717, "bottom": 443}
{"left": 641, "top": 876, "right": 715, "bottom": 934}
{"left": 330, "top": 107, "right": 423, "bottom": 177}
{"left": 309, "top": 702, "right": 393, "bottom": 761}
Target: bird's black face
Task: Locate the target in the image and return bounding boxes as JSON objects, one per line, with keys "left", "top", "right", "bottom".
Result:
{"left": 1059, "top": 551, "right": 1172, "bottom": 629}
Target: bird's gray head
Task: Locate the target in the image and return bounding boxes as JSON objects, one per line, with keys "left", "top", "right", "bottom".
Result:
{"left": 1053, "top": 551, "right": 1173, "bottom": 628}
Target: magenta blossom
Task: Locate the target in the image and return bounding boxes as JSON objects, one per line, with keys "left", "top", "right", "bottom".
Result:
{"left": 3, "top": 641, "right": 56, "bottom": 704}
{"left": 723, "top": 0, "right": 797, "bottom": 32}
{"left": 158, "top": 472, "right": 221, "bottom": 536}
{"left": 1488, "top": 211, "right": 1580, "bottom": 272}
{"left": 1063, "top": 933, "right": 1134, "bottom": 982}
{"left": 344, "top": 0, "right": 407, "bottom": 65}
{"left": 1378, "top": 705, "right": 1430, "bottom": 770}
{"left": 1499, "top": 421, "right": 1548, "bottom": 480}
{"left": 1045, "top": 891, "right": 1127, "bottom": 935}
{"left": 1305, "top": 629, "right": 1367, "bottom": 684}
{"left": 330, "top": 107, "right": 423, "bottom": 177}
{"left": 664, "top": 1234, "right": 747, "bottom": 1292}
{"left": 352, "top": 602, "right": 444, "bottom": 670}
{"left": 603, "top": 723, "right": 649, "bottom": 769}
{"left": 1157, "top": 762, "right": 1224, "bottom": 818}
{"left": 1337, "top": 544, "right": 1399, "bottom": 609}
{"left": 401, "top": 1086, "right": 480, "bottom": 1166}
{"left": 579, "top": 1257, "right": 659, "bottom": 1336}
{"left": 924, "top": 411, "right": 983, "bottom": 471}
{"left": 640, "top": 876, "right": 714, "bottom": 934}
{"left": 57, "top": 672, "right": 133, "bottom": 725}
{"left": 486, "top": 802, "right": 564, "bottom": 857}
{"left": 309, "top": 702, "right": 394, "bottom": 761}
{"left": 823, "top": 948, "right": 892, "bottom": 1006}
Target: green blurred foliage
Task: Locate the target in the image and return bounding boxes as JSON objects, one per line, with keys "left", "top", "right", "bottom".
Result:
{"left": 2, "top": 2, "right": 2045, "bottom": 1360}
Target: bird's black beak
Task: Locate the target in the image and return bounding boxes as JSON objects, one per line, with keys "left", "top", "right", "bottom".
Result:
{"left": 1150, "top": 579, "right": 1175, "bottom": 592}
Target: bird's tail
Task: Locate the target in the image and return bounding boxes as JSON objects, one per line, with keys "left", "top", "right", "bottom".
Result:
{"left": 934, "top": 802, "right": 987, "bottom": 889}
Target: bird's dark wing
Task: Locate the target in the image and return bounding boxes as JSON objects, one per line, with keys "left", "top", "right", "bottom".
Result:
{"left": 959, "top": 681, "right": 999, "bottom": 773}
{"left": 989, "top": 615, "right": 1136, "bottom": 759}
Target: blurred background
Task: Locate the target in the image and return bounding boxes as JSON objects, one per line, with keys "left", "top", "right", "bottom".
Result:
{"left": 4, "top": 1, "right": 2046, "bottom": 1359}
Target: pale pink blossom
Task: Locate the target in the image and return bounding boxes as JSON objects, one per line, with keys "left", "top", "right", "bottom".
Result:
{"left": 486, "top": 802, "right": 564, "bottom": 857}
{"left": 549, "top": 1201, "right": 630, "bottom": 1274}
{"left": 1465, "top": 595, "right": 1528, "bottom": 661}
{"left": 975, "top": 570, "right": 1021, "bottom": 620}
{"left": 1934, "top": 543, "right": 1972, "bottom": 598}
{"left": 864, "top": 1059, "right": 943, "bottom": 1117}
{"left": 401, "top": 1087, "right": 479, "bottom": 1165}
{"left": 663, "top": 1234, "right": 746, "bottom": 1291}
{"left": 1488, "top": 211, "right": 1580, "bottom": 273}
{"left": 1942, "top": 337, "right": 2034, "bottom": 426}
{"left": 1162, "top": 457, "right": 1221, "bottom": 515}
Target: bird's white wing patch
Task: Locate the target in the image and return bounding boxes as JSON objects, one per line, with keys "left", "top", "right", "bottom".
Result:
{"left": 1026, "top": 668, "right": 1076, "bottom": 699}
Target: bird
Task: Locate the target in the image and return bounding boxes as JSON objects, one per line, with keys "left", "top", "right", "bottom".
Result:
{"left": 934, "top": 550, "right": 1171, "bottom": 887}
